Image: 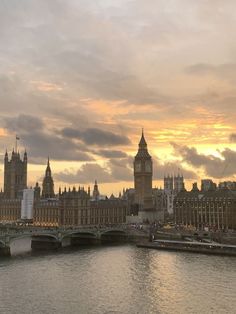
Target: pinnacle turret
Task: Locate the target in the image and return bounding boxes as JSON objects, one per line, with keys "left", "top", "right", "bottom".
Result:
{"left": 45, "top": 157, "right": 52, "bottom": 177}
{"left": 24, "top": 150, "right": 27, "bottom": 161}
{"left": 4, "top": 150, "right": 8, "bottom": 161}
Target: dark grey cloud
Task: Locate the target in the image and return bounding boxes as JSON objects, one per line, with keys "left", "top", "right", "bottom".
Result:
{"left": 54, "top": 163, "right": 114, "bottom": 184}
{"left": 2, "top": 114, "right": 93, "bottom": 162}
{"left": 55, "top": 156, "right": 134, "bottom": 184}
{"left": 108, "top": 156, "right": 133, "bottom": 181}
{"left": 62, "top": 127, "right": 131, "bottom": 146}
{"left": 3, "top": 114, "right": 44, "bottom": 133}
{"left": 152, "top": 157, "right": 197, "bottom": 180}
{"left": 172, "top": 142, "right": 236, "bottom": 178}
{"left": 23, "top": 131, "right": 93, "bottom": 162}
{"left": 96, "top": 150, "right": 127, "bottom": 158}
{"left": 171, "top": 143, "right": 211, "bottom": 167}
{"left": 2, "top": 114, "right": 132, "bottom": 163}
{"left": 185, "top": 63, "right": 236, "bottom": 83}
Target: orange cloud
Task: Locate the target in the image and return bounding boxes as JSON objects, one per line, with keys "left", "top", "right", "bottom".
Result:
{"left": 0, "top": 128, "right": 7, "bottom": 137}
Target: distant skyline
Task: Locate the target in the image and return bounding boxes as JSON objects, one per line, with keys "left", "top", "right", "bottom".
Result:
{"left": 0, "top": 0, "right": 236, "bottom": 194}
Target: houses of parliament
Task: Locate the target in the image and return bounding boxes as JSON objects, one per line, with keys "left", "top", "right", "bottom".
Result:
{"left": 0, "top": 131, "right": 163, "bottom": 226}
{"left": 0, "top": 132, "right": 235, "bottom": 230}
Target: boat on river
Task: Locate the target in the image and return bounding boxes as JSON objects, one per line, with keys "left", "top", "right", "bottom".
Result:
{"left": 137, "top": 239, "right": 236, "bottom": 256}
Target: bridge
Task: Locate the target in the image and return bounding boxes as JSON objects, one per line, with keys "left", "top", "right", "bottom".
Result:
{"left": 0, "top": 225, "right": 148, "bottom": 256}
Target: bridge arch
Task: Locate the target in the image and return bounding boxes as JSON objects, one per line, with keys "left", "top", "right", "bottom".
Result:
{"left": 101, "top": 229, "right": 127, "bottom": 235}
{"left": 100, "top": 229, "right": 128, "bottom": 243}
{"left": 62, "top": 230, "right": 98, "bottom": 246}
{"left": 31, "top": 234, "right": 59, "bottom": 241}
{"left": 62, "top": 231, "right": 97, "bottom": 240}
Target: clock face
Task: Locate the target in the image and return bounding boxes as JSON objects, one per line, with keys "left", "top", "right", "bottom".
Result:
{"left": 135, "top": 161, "right": 141, "bottom": 172}
{"left": 145, "top": 161, "right": 152, "bottom": 172}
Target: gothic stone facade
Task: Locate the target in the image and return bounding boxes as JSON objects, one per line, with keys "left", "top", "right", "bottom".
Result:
{"left": 33, "top": 192, "right": 129, "bottom": 227}
{"left": 90, "top": 199, "right": 129, "bottom": 225}
{"left": 34, "top": 199, "right": 59, "bottom": 226}
{"left": 174, "top": 189, "right": 236, "bottom": 230}
{"left": 59, "top": 188, "right": 90, "bottom": 226}
{"left": 0, "top": 199, "right": 21, "bottom": 222}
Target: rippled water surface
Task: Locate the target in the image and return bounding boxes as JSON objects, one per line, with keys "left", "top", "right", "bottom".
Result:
{"left": 0, "top": 239, "right": 235, "bottom": 314}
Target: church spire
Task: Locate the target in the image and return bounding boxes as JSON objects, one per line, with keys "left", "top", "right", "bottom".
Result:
{"left": 45, "top": 157, "right": 51, "bottom": 177}
{"left": 24, "top": 149, "right": 27, "bottom": 162}
{"left": 4, "top": 149, "right": 8, "bottom": 161}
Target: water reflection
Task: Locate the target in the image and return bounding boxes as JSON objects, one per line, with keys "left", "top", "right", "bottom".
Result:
{"left": 0, "top": 244, "right": 235, "bottom": 314}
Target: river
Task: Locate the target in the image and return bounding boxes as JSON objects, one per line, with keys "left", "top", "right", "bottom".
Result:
{"left": 0, "top": 238, "right": 235, "bottom": 314}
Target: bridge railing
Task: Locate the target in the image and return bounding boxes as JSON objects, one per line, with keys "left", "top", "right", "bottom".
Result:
{"left": 0, "top": 224, "right": 142, "bottom": 238}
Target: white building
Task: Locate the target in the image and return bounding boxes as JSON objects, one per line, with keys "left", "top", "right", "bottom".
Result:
{"left": 21, "top": 189, "right": 34, "bottom": 220}
{"left": 164, "top": 175, "right": 185, "bottom": 214}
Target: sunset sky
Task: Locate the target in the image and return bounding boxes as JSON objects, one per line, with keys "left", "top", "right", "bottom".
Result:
{"left": 0, "top": 0, "right": 236, "bottom": 195}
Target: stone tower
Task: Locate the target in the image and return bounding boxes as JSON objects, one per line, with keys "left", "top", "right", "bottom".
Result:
{"left": 164, "top": 175, "right": 174, "bottom": 191}
{"left": 134, "top": 130, "right": 153, "bottom": 210}
{"left": 42, "top": 158, "right": 55, "bottom": 199}
{"left": 174, "top": 174, "right": 185, "bottom": 193}
{"left": 34, "top": 182, "right": 41, "bottom": 200}
{"left": 4, "top": 149, "right": 27, "bottom": 199}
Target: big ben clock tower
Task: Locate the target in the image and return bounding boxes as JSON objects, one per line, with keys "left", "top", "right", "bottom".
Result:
{"left": 134, "top": 129, "right": 153, "bottom": 211}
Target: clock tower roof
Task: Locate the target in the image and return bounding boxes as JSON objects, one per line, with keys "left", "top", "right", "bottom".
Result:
{"left": 139, "top": 128, "right": 147, "bottom": 148}
{"left": 135, "top": 129, "right": 151, "bottom": 159}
